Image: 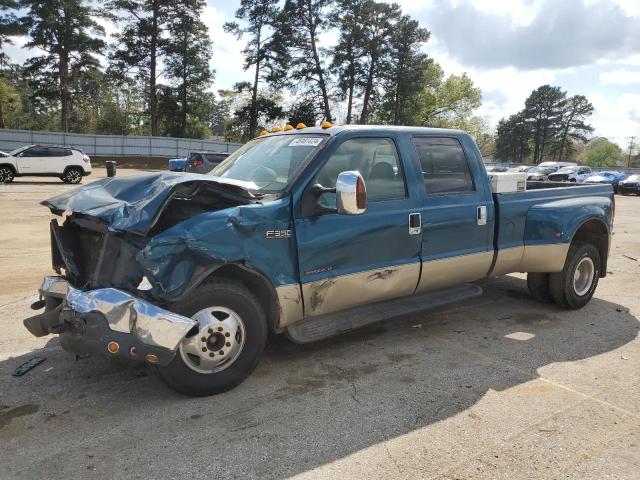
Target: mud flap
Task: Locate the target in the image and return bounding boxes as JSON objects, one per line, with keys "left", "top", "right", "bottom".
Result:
{"left": 286, "top": 283, "right": 483, "bottom": 343}
{"left": 23, "top": 304, "right": 63, "bottom": 337}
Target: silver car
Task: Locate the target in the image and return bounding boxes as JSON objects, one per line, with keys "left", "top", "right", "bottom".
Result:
{"left": 185, "top": 151, "right": 230, "bottom": 174}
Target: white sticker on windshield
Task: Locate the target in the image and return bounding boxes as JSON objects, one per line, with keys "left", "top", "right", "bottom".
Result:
{"left": 289, "top": 137, "right": 324, "bottom": 147}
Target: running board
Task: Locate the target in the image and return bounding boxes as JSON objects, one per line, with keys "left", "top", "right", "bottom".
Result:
{"left": 285, "top": 283, "right": 483, "bottom": 344}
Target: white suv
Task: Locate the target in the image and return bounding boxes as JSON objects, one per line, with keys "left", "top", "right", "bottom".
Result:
{"left": 0, "top": 145, "right": 92, "bottom": 184}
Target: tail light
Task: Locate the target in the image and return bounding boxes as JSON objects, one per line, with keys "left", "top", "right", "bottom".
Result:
{"left": 82, "top": 155, "right": 90, "bottom": 164}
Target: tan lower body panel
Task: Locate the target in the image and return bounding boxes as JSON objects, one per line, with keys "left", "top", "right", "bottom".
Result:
{"left": 491, "top": 243, "right": 570, "bottom": 276}
{"left": 416, "top": 251, "right": 494, "bottom": 293}
{"left": 301, "top": 262, "right": 420, "bottom": 318}
{"left": 275, "top": 284, "right": 304, "bottom": 328}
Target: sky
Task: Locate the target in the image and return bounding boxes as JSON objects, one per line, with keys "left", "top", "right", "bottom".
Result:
{"left": 205, "top": 0, "right": 640, "bottom": 148}
{"left": 4, "top": 0, "right": 639, "bottom": 148}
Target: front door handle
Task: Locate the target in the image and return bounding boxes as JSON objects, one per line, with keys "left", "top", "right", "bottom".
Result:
{"left": 409, "top": 213, "right": 421, "bottom": 235}
{"left": 477, "top": 206, "right": 487, "bottom": 226}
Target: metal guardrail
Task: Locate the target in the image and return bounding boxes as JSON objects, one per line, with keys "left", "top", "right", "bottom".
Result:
{"left": 0, "top": 129, "right": 242, "bottom": 158}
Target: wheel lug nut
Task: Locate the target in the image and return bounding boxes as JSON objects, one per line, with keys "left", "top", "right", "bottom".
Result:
{"left": 209, "top": 352, "right": 214, "bottom": 357}
{"left": 217, "top": 327, "right": 223, "bottom": 332}
{"left": 201, "top": 347, "right": 207, "bottom": 352}
{"left": 201, "top": 337, "right": 206, "bottom": 342}
{"left": 224, "top": 332, "right": 230, "bottom": 337}
{"left": 208, "top": 328, "right": 213, "bottom": 334}
{"left": 219, "top": 350, "right": 224, "bottom": 355}
{"left": 225, "top": 342, "right": 231, "bottom": 347}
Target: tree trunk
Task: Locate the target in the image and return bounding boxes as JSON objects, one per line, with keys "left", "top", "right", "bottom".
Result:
{"left": 149, "top": 1, "right": 159, "bottom": 136}
{"left": 557, "top": 112, "right": 574, "bottom": 162}
{"left": 309, "top": 32, "right": 331, "bottom": 121}
{"left": 250, "top": 30, "right": 261, "bottom": 139}
{"left": 59, "top": 51, "right": 70, "bottom": 132}
{"left": 359, "top": 59, "right": 376, "bottom": 124}
{"left": 0, "top": 97, "right": 5, "bottom": 129}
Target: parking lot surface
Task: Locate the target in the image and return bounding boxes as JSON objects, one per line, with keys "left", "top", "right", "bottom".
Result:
{"left": 1, "top": 170, "right": 639, "bottom": 479}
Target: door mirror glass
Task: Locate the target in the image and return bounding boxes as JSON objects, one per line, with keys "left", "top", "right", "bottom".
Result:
{"left": 336, "top": 171, "right": 367, "bottom": 215}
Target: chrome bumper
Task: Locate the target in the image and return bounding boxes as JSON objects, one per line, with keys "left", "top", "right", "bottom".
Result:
{"left": 37, "top": 276, "right": 196, "bottom": 352}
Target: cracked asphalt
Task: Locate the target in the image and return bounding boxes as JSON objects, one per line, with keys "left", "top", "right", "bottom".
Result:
{"left": 1, "top": 170, "right": 639, "bottom": 479}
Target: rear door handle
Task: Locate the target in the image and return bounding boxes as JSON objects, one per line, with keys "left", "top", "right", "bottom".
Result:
{"left": 409, "top": 213, "right": 421, "bottom": 235}
{"left": 477, "top": 206, "right": 487, "bottom": 226}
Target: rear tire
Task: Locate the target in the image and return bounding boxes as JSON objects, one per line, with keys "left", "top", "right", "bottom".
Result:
{"left": 549, "top": 242, "right": 600, "bottom": 309}
{"left": 63, "top": 167, "right": 83, "bottom": 184}
{"left": 527, "top": 272, "right": 552, "bottom": 303}
{"left": 0, "top": 166, "right": 15, "bottom": 183}
{"left": 158, "top": 279, "right": 267, "bottom": 396}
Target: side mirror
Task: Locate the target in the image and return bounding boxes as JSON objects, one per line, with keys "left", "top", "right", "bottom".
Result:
{"left": 336, "top": 171, "right": 367, "bottom": 215}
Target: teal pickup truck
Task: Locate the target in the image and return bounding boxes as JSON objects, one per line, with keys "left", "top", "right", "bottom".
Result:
{"left": 24, "top": 125, "right": 614, "bottom": 396}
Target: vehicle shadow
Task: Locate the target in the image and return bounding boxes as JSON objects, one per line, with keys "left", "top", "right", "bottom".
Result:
{"left": 1, "top": 275, "right": 638, "bottom": 479}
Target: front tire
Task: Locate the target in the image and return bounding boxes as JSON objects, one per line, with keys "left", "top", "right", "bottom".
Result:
{"left": 0, "top": 166, "right": 15, "bottom": 183}
{"left": 158, "top": 279, "right": 267, "bottom": 396}
{"left": 549, "top": 242, "right": 600, "bottom": 309}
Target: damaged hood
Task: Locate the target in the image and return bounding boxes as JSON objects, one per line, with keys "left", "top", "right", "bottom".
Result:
{"left": 42, "top": 172, "right": 260, "bottom": 234}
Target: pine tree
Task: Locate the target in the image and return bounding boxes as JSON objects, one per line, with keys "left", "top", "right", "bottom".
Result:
{"left": 225, "top": 0, "right": 285, "bottom": 138}
{"left": 163, "top": 0, "right": 213, "bottom": 138}
{"left": 22, "top": 0, "right": 105, "bottom": 132}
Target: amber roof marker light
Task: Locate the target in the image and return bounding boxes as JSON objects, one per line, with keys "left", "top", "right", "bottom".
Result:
{"left": 321, "top": 120, "right": 332, "bottom": 129}
{"left": 259, "top": 130, "right": 268, "bottom": 136}
{"left": 295, "top": 122, "right": 307, "bottom": 129}
{"left": 284, "top": 123, "right": 294, "bottom": 131}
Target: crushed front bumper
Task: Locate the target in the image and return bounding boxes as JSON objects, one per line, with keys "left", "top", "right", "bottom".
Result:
{"left": 24, "top": 276, "right": 196, "bottom": 366}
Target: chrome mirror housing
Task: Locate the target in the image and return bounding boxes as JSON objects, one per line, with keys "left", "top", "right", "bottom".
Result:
{"left": 336, "top": 171, "right": 367, "bottom": 215}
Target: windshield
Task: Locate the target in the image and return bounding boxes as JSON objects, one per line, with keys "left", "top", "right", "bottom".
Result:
{"left": 9, "top": 145, "right": 32, "bottom": 156}
{"left": 210, "top": 134, "right": 328, "bottom": 193}
{"left": 557, "top": 167, "right": 576, "bottom": 173}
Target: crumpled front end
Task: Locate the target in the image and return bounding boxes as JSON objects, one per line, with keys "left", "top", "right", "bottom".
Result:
{"left": 24, "top": 276, "right": 196, "bottom": 366}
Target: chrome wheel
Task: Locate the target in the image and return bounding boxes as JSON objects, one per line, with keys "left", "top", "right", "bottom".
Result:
{"left": 573, "top": 257, "right": 594, "bottom": 296}
{"left": 179, "top": 306, "right": 246, "bottom": 374}
{"left": 0, "top": 167, "right": 14, "bottom": 183}
{"left": 65, "top": 169, "right": 82, "bottom": 183}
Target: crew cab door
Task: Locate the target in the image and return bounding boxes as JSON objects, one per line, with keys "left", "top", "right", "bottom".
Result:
{"left": 16, "top": 146, "right": 48, "bottom": 173}
{"left": 294, "top": 135, "right": 421, "bottom": 317}
{"left": 411, "top": 136, "right": 494, "bottom": 292}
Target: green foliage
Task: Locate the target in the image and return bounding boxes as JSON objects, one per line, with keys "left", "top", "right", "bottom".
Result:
{"left": 21, "top": 0, "right": 105, "bottom": 132}
{"left": 496, "top": 85, "right": 595, "bottom": 163}
{"left": 583, "top": 138, "right": 622, "bottom": 167}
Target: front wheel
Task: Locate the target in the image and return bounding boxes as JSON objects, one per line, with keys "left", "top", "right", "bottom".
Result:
{"left": 0, "top": 166, "right": 15, "bottom": 183}
{"left": 549, "top": 242, "right": 600, "bottom": 309}
{"left": 158, "top": 279, "right": 267, "bottom": 396}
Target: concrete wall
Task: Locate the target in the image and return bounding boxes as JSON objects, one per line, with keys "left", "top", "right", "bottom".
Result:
{"left": 0, "top": 129, "right": 242, "bottom": 158}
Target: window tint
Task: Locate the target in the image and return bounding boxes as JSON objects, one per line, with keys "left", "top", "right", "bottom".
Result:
{"left": 412, "top": 137, "right": 474, "bottom": 195}
{"left": 47, "top": 147, "right": 66, "bottom": 157}
{"left": 64, "top": 148, "right": 73, "bottom": 156}
{"left": 204, "top": 153, "right": 227, "bottom": 163}
{"left": 315, "top": 138, "right": 405, "bottom": 206}
{"left": 22, "top": 147, "right": 48, "bottom": 157}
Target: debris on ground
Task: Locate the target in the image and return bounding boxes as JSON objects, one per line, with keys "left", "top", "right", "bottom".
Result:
{"left": 622, "top": 254, "right": 639, "bottom": 263}
{"left": 411, "top": 324, "right": 422, "bottom": 328}
{"left": 12, "top": 357, "right": 47, "bottom": 377}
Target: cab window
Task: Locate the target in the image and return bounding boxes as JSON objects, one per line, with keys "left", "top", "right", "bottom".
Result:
{"left": 315, "top": 138, "right": 405, "bottom": 206}
{"left": 412, "top": 137, "right": 474, "bottom": 195}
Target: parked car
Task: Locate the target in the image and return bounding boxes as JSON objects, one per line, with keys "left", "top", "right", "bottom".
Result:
{"left": 185, "top": 151, "right": 230, "bottom": 174}
{"left": 584, "top": 171, "right": 627, "bottom": 193}
{"left": 168, "top": 157, "right": 187, "bottom": 172}
{"left": 509, "top": 165, "right": 534, "bottom": 173}
{"left": 527, "top": 165, "right": 560, "bottom": 181}
{"left": 0, "top": 145, "right": 91, "bottom": 184}
{"left": 25, "top": 125, "right": 614, "bottom": 396}
{"left": 485, "top": 165, "right": 509, "bottom": 172}
{"left": 619, "top": 174, "right": 640, "bottom": 195}
{"left": 547, "top": 166, "right": 593, "bottom": 183}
